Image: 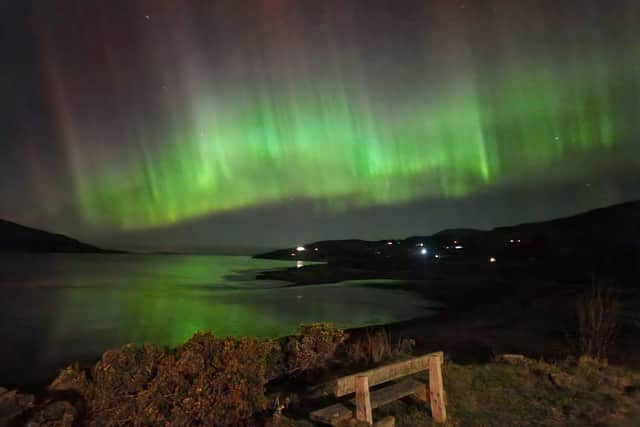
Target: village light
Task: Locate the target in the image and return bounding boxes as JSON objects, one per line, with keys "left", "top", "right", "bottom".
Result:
{"left": 296, "top": 246, "right": 306, "bottom": 252}
{"left": 489, "top": 256, "right": 497, "bottom": 263}
{"left": 421, "top": 248, "right": 428, "bottom": 255}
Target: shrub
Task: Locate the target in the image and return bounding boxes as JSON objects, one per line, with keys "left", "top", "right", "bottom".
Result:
{"left": 47, "top": 325, "right": 348, "bottom": 426}
{"left": 89, "top": 342, "right": 170, "bottom": 417}
{"left": 577, "top": 280, "right": 621, "bottom": 363}
{"left": 50, "top": 334, "right": 275, "bottom": 426}
{"left": 279, "top": 323, "right": 348, "bottom": 376}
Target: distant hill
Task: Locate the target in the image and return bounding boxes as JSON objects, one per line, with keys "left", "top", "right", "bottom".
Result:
{"left": 255, "top": 201, "right": 640, "bottom": 262}
{"left": 493, "top": 201, "right": 640, "bottom": 241}
{"left": 0, "top": 220, "right": 120, "bottom": 253}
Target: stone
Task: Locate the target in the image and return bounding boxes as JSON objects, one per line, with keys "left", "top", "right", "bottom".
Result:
{"left": 549, "top": 372, "right": 574, "bottom": 389}
{"left": 25, "top": 401, "right": 77, "bottom": 427}
{"left": 495, "top": 354, "right": 526, "bottom": 364}
{"left": 0, "top": 389, "right": 35, "bottom": 427}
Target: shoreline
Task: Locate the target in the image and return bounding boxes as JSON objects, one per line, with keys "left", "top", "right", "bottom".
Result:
{"left": 259, "top": 261, "right": 640, "bottom": 369}
{"left": 1, "top": 260, "right": 638, "bottom": 425}
{"left": 7, "top": 257, "right": 639, "bottom": 391}
{"left": 2, "top": 310, "right": 639, "bottom": 426}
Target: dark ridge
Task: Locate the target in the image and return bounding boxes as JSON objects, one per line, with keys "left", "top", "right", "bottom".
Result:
{"left": 0, "top": 219, "right": 124, "bottom": 253}
{"left": 254, "top": 201, "right": 640, "bottom": 267}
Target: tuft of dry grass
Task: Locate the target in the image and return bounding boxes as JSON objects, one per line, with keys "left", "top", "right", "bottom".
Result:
{"left": 577, "top": 279, "right": 621, "bottom": 364}
{"left": 345, "top": 328, "right": 415, "bottom": 367}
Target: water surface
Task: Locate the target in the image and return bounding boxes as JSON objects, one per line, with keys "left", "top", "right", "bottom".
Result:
{"left": 0, "top": 254, "right": 435, "bottom": 386}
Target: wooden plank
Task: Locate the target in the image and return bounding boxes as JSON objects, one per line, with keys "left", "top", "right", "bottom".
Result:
{"left": 350, "top": 378, "right": 424, "bottom": 409}
{"left": 309, "top": 352, "right": 445, "bottom": 425}
{"left": 334, "top": 352, "right": 443, "bottom": 397}
{"left": 311, "top": 379, "right": 426, "bottom": 425}
{"left": 355, "top": 376, "right": 373, "bottom": 424}
{"left": 309, "top": 403, "right": 352, "bottom": 426}
{"left": 414, "top": 384, "right": 429, "bottom": 402}
{"left": 373, "top": 416, "right": 395, "bottom": 427}
{"left": 428, "top": 354, "right": 447, "bottom": 423}
{"left": 413, "top": 380, "right": 429, "bottom": 403}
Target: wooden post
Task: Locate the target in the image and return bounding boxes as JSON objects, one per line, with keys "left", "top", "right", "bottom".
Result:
{"left": 428, "top": 354, "right": 447, "bottom": 423}
{"left": 355, "top": 375, "right": 373, "bottom": 425}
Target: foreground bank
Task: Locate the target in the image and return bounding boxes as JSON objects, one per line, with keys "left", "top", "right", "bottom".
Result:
{"left": 1, "top": 324, "right": 639, "bottom": 426}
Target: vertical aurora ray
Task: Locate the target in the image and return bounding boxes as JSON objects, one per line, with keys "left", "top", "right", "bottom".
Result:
{"left": 37, "top": 0, "right": 640, "bottom": 231}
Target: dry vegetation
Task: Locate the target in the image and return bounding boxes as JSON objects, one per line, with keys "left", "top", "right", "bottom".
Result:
{"left": 279, "top": 357, "right": 640, "bottom": 427}
{"left": 577, "top": 280, "right": 621, "bottom": 363}
{"left": 280, "top": 324, "right": 349, "bottom": 376}
{"left": 344, "top": 328, "right": 415, "bottom": 367}
{"left": 5, "top": 324, "right": 347, "bottom": 427}
{"left": 3, "top": 321, "right": 640, "bottom": 427}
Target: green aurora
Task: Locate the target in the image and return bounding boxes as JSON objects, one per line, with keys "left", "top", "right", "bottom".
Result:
{"left": 37, "top": 0, "right": 640, "bottom": 232}
{"left": 75, "top": 60, "right": 635, "bottom": 230}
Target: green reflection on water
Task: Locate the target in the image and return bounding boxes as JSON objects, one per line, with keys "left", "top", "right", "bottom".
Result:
{"left": 1, "top": 254, "right": 437, "bottom": 385}
{"left": 2, "top": 254, "right": 433, "bottom": 353}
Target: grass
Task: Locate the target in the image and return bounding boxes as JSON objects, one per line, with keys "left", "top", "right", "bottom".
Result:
{"left": 280, "top": 357, "right": 640, "bottom": 426}
{"left": 11, "top": 322, "right": 637, "bottom": 426}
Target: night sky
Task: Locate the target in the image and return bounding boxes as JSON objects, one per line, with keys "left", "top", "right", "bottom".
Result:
{"left": 1, "top": 0, "right": 639, "bottom": 250}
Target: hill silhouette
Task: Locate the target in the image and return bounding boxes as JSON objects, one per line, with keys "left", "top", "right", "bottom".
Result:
{"left": 0, "top": 220, "right": 120, "bottom": 253}
{"left": 256, "top": 201, "right": 640, "bottom": 263}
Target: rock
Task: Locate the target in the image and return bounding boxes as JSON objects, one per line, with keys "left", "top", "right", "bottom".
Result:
{"left": 25, "top": 401, "right": 77, "bottom": 427}
{"left": 549, "top": 372, "right": 574, "bottom": 389}
{"left": 495, "top": 354, "right": 526, "bottom": 364}
{"left": 0, "top": 389, "right": 35, "bottom": 427}
{"left": 17, "top": 394, "right": 35, "bottom": 408}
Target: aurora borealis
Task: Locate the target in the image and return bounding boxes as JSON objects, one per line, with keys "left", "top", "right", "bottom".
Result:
{"left": 2, "top": 0, "right": 640, "bottom": 248}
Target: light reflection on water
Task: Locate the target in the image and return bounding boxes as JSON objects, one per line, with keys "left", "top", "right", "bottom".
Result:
{"left": 0, "top": 254, "right": 435, "bottom": 386}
